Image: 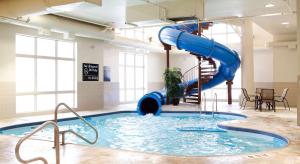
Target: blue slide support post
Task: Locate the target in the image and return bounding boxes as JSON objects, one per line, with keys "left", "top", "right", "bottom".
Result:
{"left": 137, "top": 23, "right": 241, "bottom": 115}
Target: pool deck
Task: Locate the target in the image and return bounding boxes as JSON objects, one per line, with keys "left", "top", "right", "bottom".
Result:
{"left": 1, "top": 103, "right": 300, "bottom": 164}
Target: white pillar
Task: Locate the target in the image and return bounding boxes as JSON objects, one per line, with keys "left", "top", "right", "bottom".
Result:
{"left": 241, "top": 19, "right": 255, "bottom": 102}
{"left": 297, "top": 0, "right": 300, "bottom": 126}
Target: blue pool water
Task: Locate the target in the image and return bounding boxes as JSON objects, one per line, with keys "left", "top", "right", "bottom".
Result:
{"left": 0, "top": 112, "right": 288, "bottom": 156}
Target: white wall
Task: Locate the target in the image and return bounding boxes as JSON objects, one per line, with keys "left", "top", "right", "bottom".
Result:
{"left": 253, "top": 49, "right": 274, "bottom": 83}
{"left": 273, "top": 47, "right": 298, "bottom": 82}
{"left": 0, "top": 22, "right": 168, "bottom": 118}
{"left": 77, "top": 37, "right": 104, "bottom": 110}
{"left": 252, "top": 22, "right": 298, "bottom": 106}
{"left": 147, "top": 53, "right": 166, "bottom": 91}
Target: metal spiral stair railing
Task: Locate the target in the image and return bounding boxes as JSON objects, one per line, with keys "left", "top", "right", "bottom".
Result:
{"left": 182, "top": 58, "right": 217, "bottom": 103}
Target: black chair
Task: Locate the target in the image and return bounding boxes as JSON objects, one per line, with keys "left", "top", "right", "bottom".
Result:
{"left": 241, "top": 88, "right": 256, "bottom": 110}
{"left": 258, "top": 89, "right": 275, "bottom": 112}
{"left": 275, "top": 88, "right": 290, "bottom": 110}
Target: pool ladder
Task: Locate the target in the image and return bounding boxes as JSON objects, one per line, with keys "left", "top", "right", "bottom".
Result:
{"left": 54, "top": 103, "right": 98, "bottom": 146}
{"left": 212, "top": 93, "right": 218, "bottom": 117}
{"left": 15, "top": 121, "right": 60, "bottom": 164}
{"left": 15, "top": 103, "right": 99, "bottom": 164}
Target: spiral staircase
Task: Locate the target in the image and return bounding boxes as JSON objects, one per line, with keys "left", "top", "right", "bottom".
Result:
{"left": 182, "top": 57, "right": 217, "bottom": 104}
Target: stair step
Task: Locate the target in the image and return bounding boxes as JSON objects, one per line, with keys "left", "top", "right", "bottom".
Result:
{"left": 201, "top": 71, "right": 216, "bottom": 73}
{"left": 188, "top": 94, "right": 199, "bottom": 97}
{"left": 201, "top": 67, "right": 215, "bottom": 70}
{"left": 185, "top": 97, "right": 199, "bottom": 100}
{"left": 186, "top": 101, "right": 199, "bottom": 104}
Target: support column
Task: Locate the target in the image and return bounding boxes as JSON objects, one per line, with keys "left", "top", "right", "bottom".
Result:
{"left": 164, "top": 44, "right": 171, "bottom": 104}
{"left": 297, "top": 0, "right": 300, "bottom": 126}
{"left": 164, "top": 44, "right": 171, "bottom": 68}
{"left": 226, "top": 80, "right": 233, "bottom": 104}
{"left": 241, "top": 19, "right": 255, "bottom": 107}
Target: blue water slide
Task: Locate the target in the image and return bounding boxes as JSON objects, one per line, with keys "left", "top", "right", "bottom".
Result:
{"left": 137, "top": 23, "right": 241, "bottom": 115}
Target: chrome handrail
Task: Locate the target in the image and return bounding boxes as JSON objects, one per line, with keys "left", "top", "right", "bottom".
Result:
{"left": 212, "top": 93, "right": 218, "bottom": 117}
{"left": 54, "top": 103, "right": 98, "bottom": 145}
{"left": 15, "top": 121, "right": 60, "bottom": 164}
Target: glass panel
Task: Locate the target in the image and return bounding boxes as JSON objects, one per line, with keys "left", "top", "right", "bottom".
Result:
{"left": 233, "top": 69, "right": 241, "bottom": 88}
{"left": 212, "top": 23, "right": 227, "bottom": 34}
{"left": 126, "top": 53, "right": 134, "bottom": 66}
{"left": 119, "top": 66, "right": 125, "bottom": 89}
{"left": 119, "top": 52, "right": 125, "bottom": 65}
{"left": 215, "top": 82, "right": 227, "bottom": 88}
{"left": 126, "top": 89, "right": 134, "bottom": 101}
{"left": 213, "top": 34, "right": 227, "bottom": 44}
{"left": 16, "top": 95, "right": 34, "bottom": 113}
{"left": 144, "top": 55, "right": 148, "bottom": 87}
{"left": 227, "top": 25, "right": 235, "bottom": 33}
{"left": 16, "top": 35, "right": 34, "bottom": 55}
{"left": 57, "top": 93, "right": 74, "bottom": 107}
{"left": 135, "top": 55, "right": 144, "bottom": 66}
{"left": 213, "top": 89, "right": 227, "bottom": 99}
{"left": 16, "top": 57, "right": 34, "bottom": 93}
{"left": 232, "top": 89, "right": 241, "bottom": 100}
{"left": 228, "top": 33, "right": 240, "bottom": 43}
{"left": 37, "top": 59, "right": 55, "bottom": 92}
{"left": 37, "top": 94, "right": 55, "bottom": 111}
{"left": 37, "top": 38, "right": 55, "bottom": 57}
{"left": 58, "top": 60, "right": 74, "bottom": 91}
{"left": 57, "top": 41, "right": 73, "bottom": 58}
{"left": 126, "top": 67, "right": 134, "bottom": 89}
{"left": 136, "top": 89, "right": 144, "bottom": 100}
{"left": 202, "top": 28, "right": 212, "bottom": 38}
{"left": 135, "top": 67, "right": 144, "bottom": 89}
{"left": 119, "top": 90, "right": 125, "bottom": 102}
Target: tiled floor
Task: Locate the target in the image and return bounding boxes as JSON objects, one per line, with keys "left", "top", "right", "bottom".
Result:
{"left": 1, "top": 103, "right": 300, "bottom": 164}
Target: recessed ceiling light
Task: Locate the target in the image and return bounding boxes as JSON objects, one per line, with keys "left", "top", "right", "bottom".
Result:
{"left": 265, "top": 3, "right": 275, "bottom": 8}
{"left": 281, "top": 22, "right": 290, "bottom": 25}
{"left": 260, "top": 12, "right": 282, "bottom": 17}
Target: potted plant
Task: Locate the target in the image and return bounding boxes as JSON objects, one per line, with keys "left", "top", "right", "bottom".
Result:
{"left": 163, "top": 67, "right": 183, "bottom": 105}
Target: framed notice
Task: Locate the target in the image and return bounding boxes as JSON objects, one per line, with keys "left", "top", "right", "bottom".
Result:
{"left": 82, "top": 63, "right": 99, "bottom": 81}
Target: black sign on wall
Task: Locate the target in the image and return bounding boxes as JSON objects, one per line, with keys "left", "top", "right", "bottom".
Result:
{"left": 82, "top": 63, "right": 99, "bottom": 81}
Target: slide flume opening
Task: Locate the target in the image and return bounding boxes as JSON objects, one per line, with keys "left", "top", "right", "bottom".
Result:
{"left": 139, "top": 97, "right": 159, "bottom": 115}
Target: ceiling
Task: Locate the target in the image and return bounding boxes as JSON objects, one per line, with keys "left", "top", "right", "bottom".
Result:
{"left": 54, "top": 0, "right": 297, "bottom": 35}
{"left": 204, "top": 0, "right": 297, "bottom": 35}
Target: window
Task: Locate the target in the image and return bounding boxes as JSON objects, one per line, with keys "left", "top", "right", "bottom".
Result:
{"left": 202, "top": 23, "right": 242, "bottom": 102}
{"left": 16, "top": 35, "right": 76, "bottom": 113}
{"left": 119, "top": 52, "right": 147, "bottom": 103}
{"left": 115, "top": 26, "right": 161, "bottom": 45}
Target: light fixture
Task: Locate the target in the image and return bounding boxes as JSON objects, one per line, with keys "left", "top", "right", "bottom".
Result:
{"left": 260, "top": 12, "right": 282, "bottom": 17}
{"left": 281, "top": 22, "right": 290, "bottom": 25}
{"left": 265, "top": 3, "right": 275, "bottom": 8}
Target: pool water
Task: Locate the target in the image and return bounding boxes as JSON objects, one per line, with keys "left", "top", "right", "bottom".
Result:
{"left": 0, "top": 112, "right": 288, "bottom": 156}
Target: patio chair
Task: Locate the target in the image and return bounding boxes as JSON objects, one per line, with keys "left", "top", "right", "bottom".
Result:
{"left": 275, "top": 88, "right": 290, "bottom": 110}
{"left": 258, "top": 89, "right": 275, "bottom": 112}
{"left": 241, "top": 88, "right": 256, "bottom": 110}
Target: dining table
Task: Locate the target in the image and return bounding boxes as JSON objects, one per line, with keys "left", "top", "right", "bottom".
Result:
{"left": 254, "top": 88, "right": 276, "bottom": 112}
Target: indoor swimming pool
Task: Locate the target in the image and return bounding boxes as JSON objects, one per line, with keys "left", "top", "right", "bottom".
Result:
{"left": 0, "top": 111, "right": 288, "bottom": 156}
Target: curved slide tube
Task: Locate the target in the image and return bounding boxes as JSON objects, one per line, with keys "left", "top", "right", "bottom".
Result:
{"left": 137, "top": 23, "right": 241, "bottom": 115}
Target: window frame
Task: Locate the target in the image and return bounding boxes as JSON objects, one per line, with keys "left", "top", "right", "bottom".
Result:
{"left": 119, "top": 51, "right": 147, "bottom": 103}
{"left": 15, "top": 34, "right": 77, "bottom": 113}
